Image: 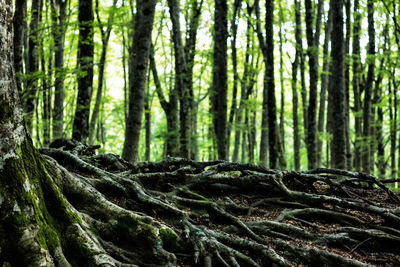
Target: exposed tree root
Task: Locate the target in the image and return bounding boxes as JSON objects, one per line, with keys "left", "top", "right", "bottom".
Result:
{"left": 26, "top": 142, "right": 400, "bottom": 266}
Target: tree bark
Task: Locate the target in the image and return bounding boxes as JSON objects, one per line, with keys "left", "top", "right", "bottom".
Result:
{"left": 227, "top": 0, "right": 242, "bottom": 160}
{"left": 352, "top": 0, "right": 361, "bottom": 171}
{"left": 149, "top": 45, "right": 180, "bottom": 157}
{"left": 278, "top": 0, "right": 285, "bottom": 166}
{"left": 233, "top": 9, "right": 252, "bottom": 162}
{"left": 122, "top": 0, "right": 156, "bottom": 163}
{"left": 72, "top": 0, "right": 94, "bottom": 143}
{"left": 88, "top": 0, "right": 118, "bottom": 145}
{"left": 317, "top": 8, "right": 331, "bottom": 167}
{"left": 256, "top": 0, "right": 281, "bottom": 168}
{"left": 211, "top": 0, "right": 228, "bottom": 160}
{"left": 51, "top": 0, "right": 67, "bottom": 140}
{"left": 167, "top": 0, "right": 191, "bottom": 158}
{"left": 329, "top": 0, "right": 346, "bottom": 169}
{"left": 292, "top": 0, "right": 302, "bottom": 171}
{"left": 185, "top": 0, "right": 203, "bottom": 160}
{"left": 13, "top": 0, "right": 26, "bottom": 95}
{"left": 304, "top": 0, "right": 323, "bottom": 169}
{"left": 362, "top": 0, "right": 375, "bottom": 173}
{"left": 25, "top": 0, "right": 41, "bottom": 133}
{"left": 344, "top": 0, "right": 351, "bottom": 169}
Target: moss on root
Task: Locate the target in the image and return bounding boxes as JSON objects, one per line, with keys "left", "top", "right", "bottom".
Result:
{"left": 0, "top": 139, "right": 84, "bottom": 265}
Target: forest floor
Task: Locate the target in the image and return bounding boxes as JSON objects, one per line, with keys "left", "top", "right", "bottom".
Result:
{"left": 40, "top": 139, "right": 400, "bottom": 266}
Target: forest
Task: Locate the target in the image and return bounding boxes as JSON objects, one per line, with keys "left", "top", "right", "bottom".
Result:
{"left": 1, "top": 0, "right": 400, "bottom": 266}
{"left": 8, "top": 0, "right": 399, "bottom": 174}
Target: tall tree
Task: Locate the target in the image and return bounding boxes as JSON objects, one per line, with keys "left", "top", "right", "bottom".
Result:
{"left": 24, "top": 0, "right": 42, "bottom": 132}
{"left": 211, "top": 0, "right": 228, "bottom": 160}
{"left": 352, "top": 0, "right": 361, "bottom": 170}
{"left": 256, "top": 0, "right": 282, "bottom": 168}
{"left": 317, "top": 8, "right": 331, "bottom": 167}
{"left": 292, "top": 0, "right": 301, "bottom": 170}
{"left": 167, "top": 0, "right": 190, "bottom": 158}
{"left": 150, "top": 45, "right": 180, "bottom": 157}
{"left": 51, "top": 0, "right": 67, "bottom": 140}
{"left": 329, "top": 0, "right": 346, "bottom": 169}
{"left": 13, "top": 0, "right": 26, "bottom": 95}
{"left": 362, "top": 0, "right": 375, "bottom": 173}
{"left": 185, "top": 0, "right": 204, "bottom": 159}
{"left": 227, "top": 0, "right": 242, "bottom": 160}
{"left": 278, "top": 0, "right": 285, "bottom": 164}
{"left": 304, "top": 0, "right": 323, "bottom": 168}
{"left": 72, "top": 0, "right": 94, "bottom": 143}
{"left": 88, "top": 0, "right": 118, "bottom": 145}
{"left": 344, "top": 0, "right": 351, "bottom": 169}
{"left": 233, "top": 7, "right": 252, "bottom": 162}
{"left": 122, "top": 0, "right": 156, "bottom": 162}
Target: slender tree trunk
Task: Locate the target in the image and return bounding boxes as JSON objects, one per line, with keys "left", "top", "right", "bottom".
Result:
{"left": 149, "top": 45, "right": 180, "bottom": 157}
{"left": 211, "top": 0, "right": 228, "bottom": 160}
{"left": 362, "top": 0, "right": 375, "bottom": 173}
{"left": 25, "top": 0, "right": 41, "bottom": 132}
{"left": 167, "top": 0, "right": 191, "bottom": 158}
{"left": 344, "top": 0, "right": 351, "bottom": 169}
{"left": 292, "top": 0, "right": 301, "bottom": 171}
{"left": 305, "top": 0, "right": 323, "bottom": 169}
{"left": 227, "top": 0, "right": 241, "bottom": 159}
{"left": 185, "top": 0, "right": 203, "bottom": 159}
{"left": 122, "top": 0, "right": 156, "bottom": 162}
{"left": 233, "top": 12, "right": 252, "bottom": 162}
{"left": 88, "top": 0, "right": 118, "bottom": 145}
{"left": 122, "top": 27, "right": 128, "bottom": 124}
{"left": 373, "top": 42, "right": 386, "bottom": 176}
{"left": 13, "top": 0, "right": 26, "bottom": 95}
{"left": 72, "top": 0, "right": 94, "bottom": 143}
{"left": 257, "top": 0, "right": 280, "bottom": 168}
{"left": 52, "top": 0, "right": 67, "bottom": 140}
{"left": 352, "top": 0, "right": 361, "bottom": 171}
{"left": 294, "top": 0, "right": 307, "bottom": 156}
{"left": 278, "top": 0, "right": 285, "bottom": 165}
{"left": 144, "top": 73, "right": 152, "bottom": 161}
{"left": 317, "top": 9, "right": 331, "bottom": 167}
{"left": 41, "top": 45, "right": 51, "bottom": 146}
{"left": 329, "top": 0, "right": 346, "bottom": 169}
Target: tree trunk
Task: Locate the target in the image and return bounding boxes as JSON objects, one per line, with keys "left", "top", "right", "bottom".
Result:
{"left": 122, "top": 0, "right": 156, "bottom": 163}
{"left": 41, "top": 44, "right": 51, "bottom": 147}
{"left": 227, "top": 0, "right": 241, "bottom": 160}
{"left": 88, "top": 0, "right": 118, "bottom": 145}
{"left": 362, "top": 0, "right": 375, "bottom": 173}
{"left": 185, "top": 0, "right": 203, "bottom": 160}
{"left": 167, "top": 0, "right": 191, "bottom": 158}
{"left": 305, "top": 0, "right": 323, "bottom": 169}
{"left": 257, "top": 0, "right": 280, "bottom": 168}
{"left": 25, "top": 0, "right": 41, "bottom": 132}
{"left": 294, "top": 0, "right": 307, "bottom": 161}
{"left": 278, "top": 0, "right": 285, "bottom": 165}
{"left": 211, "top": 0, "right": 228, "bottom": 160}
{"left": 233, "top": 11, "right": 252, "bottom": 162}
{"left": 344, "top": 0, "right": 351, "bottom": 169}
{"left": 317, "top": 8, "right": 331, "bottom": 167}
{"left": 52, "top": 0, "right": 67, "bottom": 140}
{"left": 149, "top": 45, "right": 180, "bottom": 157}
{"left": 329, "top": 0, "right": 346, "bottom": 169}
{"left": 13, "top": 0, "right": 26, "bottom": 95}
{"left": 352, "top": 0, "right": 361, "bottom": 171}
{"left": 72, "top": 0, "right": 94, "bottom": 143}
{"left": 292, "top": 0, "right": 302, "bottom": 171}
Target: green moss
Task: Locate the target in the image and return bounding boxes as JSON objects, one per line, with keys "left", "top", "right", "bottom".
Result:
{"left": 159, "top": 228, "right": 179, "bottom": 251}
